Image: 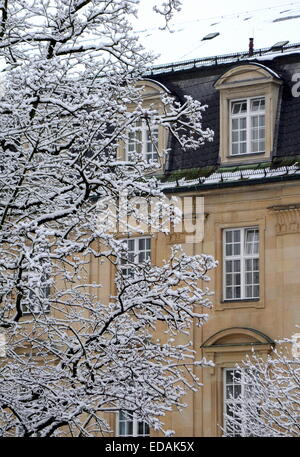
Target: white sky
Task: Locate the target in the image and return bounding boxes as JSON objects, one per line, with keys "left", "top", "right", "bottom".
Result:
{"left": 133, "top": 0, "right": 300, "bottom": 64}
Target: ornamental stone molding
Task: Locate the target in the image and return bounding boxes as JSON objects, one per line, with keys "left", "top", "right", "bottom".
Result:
{"left": 166, "top": 232, "right": 186, "bottom": 244}
{"left": 270, "top": 204, "right": 300, "bottom": 235}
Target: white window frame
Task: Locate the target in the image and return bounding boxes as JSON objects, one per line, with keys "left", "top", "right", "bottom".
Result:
{"left": 117, "top": 410, "right": 150, "bottom": 437}
{"left": 223, "top": 367, "right": 249, "bottom": 437}
{"left": 21, "top": 273, "right": 51, "bottom": 315}
{"left": 120, "top": 237, "right": 151, "bottom": 277}
{"left": 0, "top": 333, "right": 6, "bottom": 357}
{"left": 223, "top": 227, "right": 259, "bottom": 301}
{"left": 126, "top": 121, "right": 158, "bottom": 163}
{"left": 230, "top": 96, "right": 265, "bottom": 156}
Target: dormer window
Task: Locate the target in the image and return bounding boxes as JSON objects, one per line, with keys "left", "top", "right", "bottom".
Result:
{"left": 118, "top": 79, "right": 170, "bottom": 169}
{"left": 127, "top": 121, "right": 158, "bottom": 163}
{"left": 214, "top": 64, "right": 282, "bottom": 165}
{"left": 231, "top": 97, "right": 265, "bottom": 156}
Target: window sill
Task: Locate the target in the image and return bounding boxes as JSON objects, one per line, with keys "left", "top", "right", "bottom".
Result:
{"left": 222, "top": 298, "right": 260, "bottom": 302}
{"left": 226, "top": 152, "right": 266, "bottom": 158}
{"left": 217, "top": 298, "right": 263, "bottom": 311}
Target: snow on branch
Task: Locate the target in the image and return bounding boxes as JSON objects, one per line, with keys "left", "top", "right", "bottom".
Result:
{"left": 0, "top": 0, "right": 215, "bottom": 437}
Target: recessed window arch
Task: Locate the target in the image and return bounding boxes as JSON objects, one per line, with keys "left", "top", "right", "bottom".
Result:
{"left": 201, "top": 327, "right": 274, "bottom": 437}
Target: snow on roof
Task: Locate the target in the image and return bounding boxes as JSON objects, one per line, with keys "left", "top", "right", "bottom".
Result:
{"left": 136, "top": 3, "right": 300, "bottom": 66}
{"left": 161, "top": 165, "right": 300, "bottom": 191}
{"left": 145, "top": 43, "right": 300, "bottom": 76}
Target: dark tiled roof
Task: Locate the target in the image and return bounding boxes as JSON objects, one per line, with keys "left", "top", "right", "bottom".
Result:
{"left": 148, "top": 50, "right": 300, "bottom": 174}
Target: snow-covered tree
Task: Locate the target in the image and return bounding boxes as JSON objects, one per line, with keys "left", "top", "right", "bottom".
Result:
{"left": 223, "top": 340, "right": 300, "bottom": 437}
{"left": 0, "top": 0, "right": 215, "bottom": 437}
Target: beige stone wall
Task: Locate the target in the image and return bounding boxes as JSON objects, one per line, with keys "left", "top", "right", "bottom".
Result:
{"left": 161, "top": 179, "right": 300, "bottom": 436}
{"left": 96, "top": 178, "right": 300, "bottom": 437}
{"left": 93, "top": 72, "right": 300, "bottom": 437}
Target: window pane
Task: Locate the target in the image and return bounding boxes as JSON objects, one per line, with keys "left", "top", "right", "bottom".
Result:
{"left": 240, "top": 117, "right": 246, "bottom": 129}
{"left": 240, "top": 142, "right": 246, "bottom": 154}
{"left": 253, "top": 285, "right": 259, "bottom": 298}
{"left": 226, "top": 274, "right": 232, "bottom": 286}
{"left": 252, "top": 116, "right": 258, "bottom": 128}
{"left": 127, "top": 421, "right": 133, "bottom": 436}
{"left": 226, "top": 231, "right": 233, "bottom": 243}
{"left": 259, "top": 139, "right": 265, "bottom": 152}
{"left": 232, "top": 143, "right": 239, "bottom": 155}
{"left": 251, "top": 97, "right": 265, "bottom": 111}
{"left": 226, "top": 287, "right": 233, "bottom": 299}
{"left": 226, "top": 244, "right": 232, "bottom": 256}
{"left": 234, "top": 260, "right": 241, "bottom": 272}
{"left": 232, "top": 131, "right": 239, "bottom": 142}
{"left": 119, "top": 421, "right": 126, "bottom": 436}
{"left": 138, "top": 421, "right": 143, "bottom": 435}
{"left": 226, "top": 385, "right": 234, "bottom": 398}
{"left": 245, "top": 229, "right": 259, "bottom": 255}
{"left": 128, "top": 239, "right": 135, "bottom": 251}
{"left": 233, "top": 243, "right": 240, "bottom": 255}
{"left": 225, "top": 260, "right": 232, "bottom": 273}
{"left": 234, "top": 286, "right": 241, "bottom": 298}
{"left": 234, "top": 273, "right": 241, "bottom": 284}
{"left": 138, "top": 251, "right": 145, "bottom": 262}
{"left": 233, "top": 231, "right": 240, "bottom": 242}
{"left": 240, "top": 130, "right": 246, "bottom": 141}
{"left": 232, "top": 119, "right": 239, "bottom": 129}
{"left": 138, "top": 421, "right": 149, "bottom": 436}
{"left": 246, "top": 285, "right": 253, "bottom": 298}
{"left": 234, "top": 384, "right": 242, "bottom": 397}
{"left": 226, "top": 369, "right": 235, "bottom": 383}
{"left": 232, "top": 101, "right": 246, "bottom": 114}
{"left": 246, "top": 272, "right": 253, "bottom": 284}
{"left": 232, "top": 102, "right": 239, "bottom": 114}
{"left": 245, "top": 258, "right": 253, "bottom": 272}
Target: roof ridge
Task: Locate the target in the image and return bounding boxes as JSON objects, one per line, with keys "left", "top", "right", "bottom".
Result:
{"left": 146, "top": 41, "right": 300, "bottom": 75}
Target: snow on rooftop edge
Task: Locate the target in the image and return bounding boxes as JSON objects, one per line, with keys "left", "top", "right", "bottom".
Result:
{"left": 146, "top": 42, "right": 300, "bottom": 75}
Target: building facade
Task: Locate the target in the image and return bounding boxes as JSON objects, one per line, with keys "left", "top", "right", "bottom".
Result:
{"left": 97, "top": 44, "right": 300, "bottom": 437}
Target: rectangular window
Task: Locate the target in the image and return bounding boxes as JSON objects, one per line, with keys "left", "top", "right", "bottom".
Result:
{"left": 21, "top": 272, "right": 50, "bottom": 314}
{"left": 0, "top": 333, "right": 6, "bottom": 357}
{"left": 223, "top": 227, "right": 259, "bottom": 300}
{"left": 223, "top": 368, "right": 248, "bottom": 436}
{"left": 127, "top": 121, "right": 158, "bottom": 163}
{"left": 118, "top": 411, "right": 150, "bottom": 437}
{"left": 223, "top": 368, "right": 255, "bottom": 436}
{"left": 231, "top": 97, "right": 265, "bottom": 155}
{"left": 120, "top": 237, "right": 151, "bottom": 277}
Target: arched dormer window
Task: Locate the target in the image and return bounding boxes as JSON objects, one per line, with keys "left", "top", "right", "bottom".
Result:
{"left": 214, "top": 64, "right": 282, "bottom": 165}
{"left": 119, "top": 79, "right": 170, "bottom": 170}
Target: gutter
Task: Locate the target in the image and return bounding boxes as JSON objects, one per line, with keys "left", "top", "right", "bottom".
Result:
{"left": 162, "top": 172, "right": 300, "bottom": 194}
